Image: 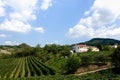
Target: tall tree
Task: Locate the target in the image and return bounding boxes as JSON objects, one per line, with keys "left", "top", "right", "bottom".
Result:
{"left": 16, "top": 43, "right": 33, "bottom": 56}
{"left": 63, "top": 55, "right": 81, "bottom": 74}
{"left": 111, "top": 46, "right": 120, "bottom": 68}
{"left": 96, "top": 43, "right": 103, "bottom": 51}
{"left": 60, "top": 45, "right": 71, "bottom": 57}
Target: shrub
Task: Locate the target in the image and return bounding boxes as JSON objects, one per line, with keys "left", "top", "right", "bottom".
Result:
{"left": 81, "top": 55, "right": 92, "bottom": 66}
{"left": 63, "top": 55, "right": 81, "bottom": 74}
{"left": 94, "top": 54, "right": 108, "bottom": 65}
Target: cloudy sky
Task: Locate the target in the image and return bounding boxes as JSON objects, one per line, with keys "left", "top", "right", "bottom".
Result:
{"left": 0, "top": 0, "right": 120, "bottom": 46}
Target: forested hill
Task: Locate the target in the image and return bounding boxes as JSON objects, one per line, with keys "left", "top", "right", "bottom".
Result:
{"left": 84, "top": 38, "right": 120, "bottom": 46}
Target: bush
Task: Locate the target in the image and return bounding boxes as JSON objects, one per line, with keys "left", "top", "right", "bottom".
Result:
{"left": 81, "top": 55, "right": 92, "bottom": 66}
{"left": 94, "top": 54, "right": 108, "bottom": 65}
{"left": 63, "top": 55, "right": 81, "bottom": 74}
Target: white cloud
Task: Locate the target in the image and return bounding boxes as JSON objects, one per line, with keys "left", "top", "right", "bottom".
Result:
{"left": 46, "top": 41, "right": 60, "bottom": 45}
{"left": 0, "top": 7, "right": 5, "bottom": 16}
{"left": 9, "top": 11, "right": 36, "bottom": 22}
{"left": 0, "top": 0, "right": 6, "bottom": 16}
{"left": 92, "top": 0, "right": 120, "bottom": 17}
{"left": 6, "top": 0, "right": 37, "bottom": 22}
{"left": 0, "top": 0, "right": 53, "bottom": 34}
{"left": 84, "top": 11, "right": 90, "bottom": 16}
{"left": 5, "top": 0, "right": 38, "bottom": 12}
{"left": 0, "top": 19, "right": 32, "bottom": 33}
{"left": 0, "top": 0, "right": 44, "bottom": 33}
{"left": 80, "top": 9, "right": 115, "bottom": 28}
{"left": 5, "top": 41, "right": 19, "bottom": 45}
{"left": 40, "top": 0, "right": 53, "bottom": 10}
{"left": 67, "top": 25, "right": 94, "bottom": 39}
{"left": 34, "top": 27, "right": 44, "bottom": 33}
{"left": 0, "top": 34, "right": 6, "bottom": 38}
{"left": 67, "top": 0, "right": 120, "bottom": 39}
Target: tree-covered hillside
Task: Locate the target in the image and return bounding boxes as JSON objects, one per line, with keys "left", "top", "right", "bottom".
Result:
{"left": 85, "top": 38, "right": 120, "bottom": 46}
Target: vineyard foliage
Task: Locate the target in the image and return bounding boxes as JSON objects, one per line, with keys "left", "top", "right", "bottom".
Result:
{"left": 2, "top": 69, "right": 120, "bottom": 80}
{"left": 0, "top": 56, "right": 55, "bottom": 79}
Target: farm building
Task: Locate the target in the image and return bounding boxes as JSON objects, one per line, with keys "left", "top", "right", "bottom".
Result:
{"left": 72, "top": 43, "right": 99, "bottom": 53}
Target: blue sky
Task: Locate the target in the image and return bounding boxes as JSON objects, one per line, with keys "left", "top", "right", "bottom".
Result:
{"left": 0, "top": 0, "right": 120, "bottom": 46}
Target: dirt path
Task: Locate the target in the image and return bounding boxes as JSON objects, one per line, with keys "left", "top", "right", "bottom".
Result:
{"left": 75, "top": 67, "right": 110, "bottom": 76}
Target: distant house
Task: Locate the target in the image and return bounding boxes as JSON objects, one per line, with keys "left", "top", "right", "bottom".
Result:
{"left": 109, "top": 44, "right": 118, "bottom": 48}
{"left": 89, "top": 46, "right": 99, "bottom": 52}
{"left": 72, "top": 43, "right": 99, "bottom": 53}
{"left": 72, "top": 43, "right": 89, "bottom": 53}
{"left": 0, "top": 49, "right": 11, "bottom": 54}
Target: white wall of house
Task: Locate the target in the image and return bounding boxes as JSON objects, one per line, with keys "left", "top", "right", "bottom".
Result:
{"left": 72, "top": 44, "right": 99, "bottom": 53}
{"left": 72, "top": 44, "right": 88, "bottom": 53}
{"left": 109, "top": 44, "right": 118, "bottom": 49}
{"left": 78, "top": 47, "right": 88, "bottom": 52}
{"left": 0, "top": 49, "right": 11, "bottom": 54}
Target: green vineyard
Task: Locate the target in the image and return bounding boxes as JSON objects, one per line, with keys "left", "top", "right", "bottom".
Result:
{"left": 0, "top": 56, "right": 55, "bottom": 79}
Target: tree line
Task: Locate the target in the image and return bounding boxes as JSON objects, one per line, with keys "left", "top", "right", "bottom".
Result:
{"left": 11, "top": 43, "right": 71, "bottom": 62}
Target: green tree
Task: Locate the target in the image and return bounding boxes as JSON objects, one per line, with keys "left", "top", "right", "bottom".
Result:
{"left": 63, "top": 55, "right": 81, "bottom": 74}
{"left": 96, "top": 43, "right": 103, "bottom": 51}
{"left": 44, "top": 44, "right": 61, "bottom": 54}
{"left": 103, "top": 45, "right": 112, "bottom": 51}
{"left": 33, "top": 44, "right": 44, "bottom": 56}
{"left": 15, "top": 43, "right": 33, "bottom": 57}
{"left": 81, "top": 55, "right": 92, "bottom": 66}
{"left": 60, "top": 45, "right": 71, "bottom": 57}
{"left": 111, "top": 46, "right": 120, "bottom": 68}
{"left": 94, "top": 54, "right": 108, "bottom": 65}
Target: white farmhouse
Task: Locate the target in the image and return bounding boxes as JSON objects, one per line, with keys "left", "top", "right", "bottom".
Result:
{"left": 109, "top": 44, "right": 118, "bottom": 48}
{"left": 72, "top": 43, "right": 99, "bottom": 53}
{"left": 72, "top": 43, "right": 89, "bottom": 53}
{"left": 0, "top": 49, "right": 11, "bottom": 54}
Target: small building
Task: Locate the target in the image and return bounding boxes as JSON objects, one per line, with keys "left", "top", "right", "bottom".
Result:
{"left": 109, "top": 44, "right": 118, "bottom": 48}
{"left": 72, "top": 43, "right": 99, "bottom": 53}
{"left": 89, "top": 46, "right": 99, "bottom": 52}
{"left": 72, "top": 43, "right": 89, "bottom": 53}
{"left": 0, "top": 49, "right": 11, "bottom": 54}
